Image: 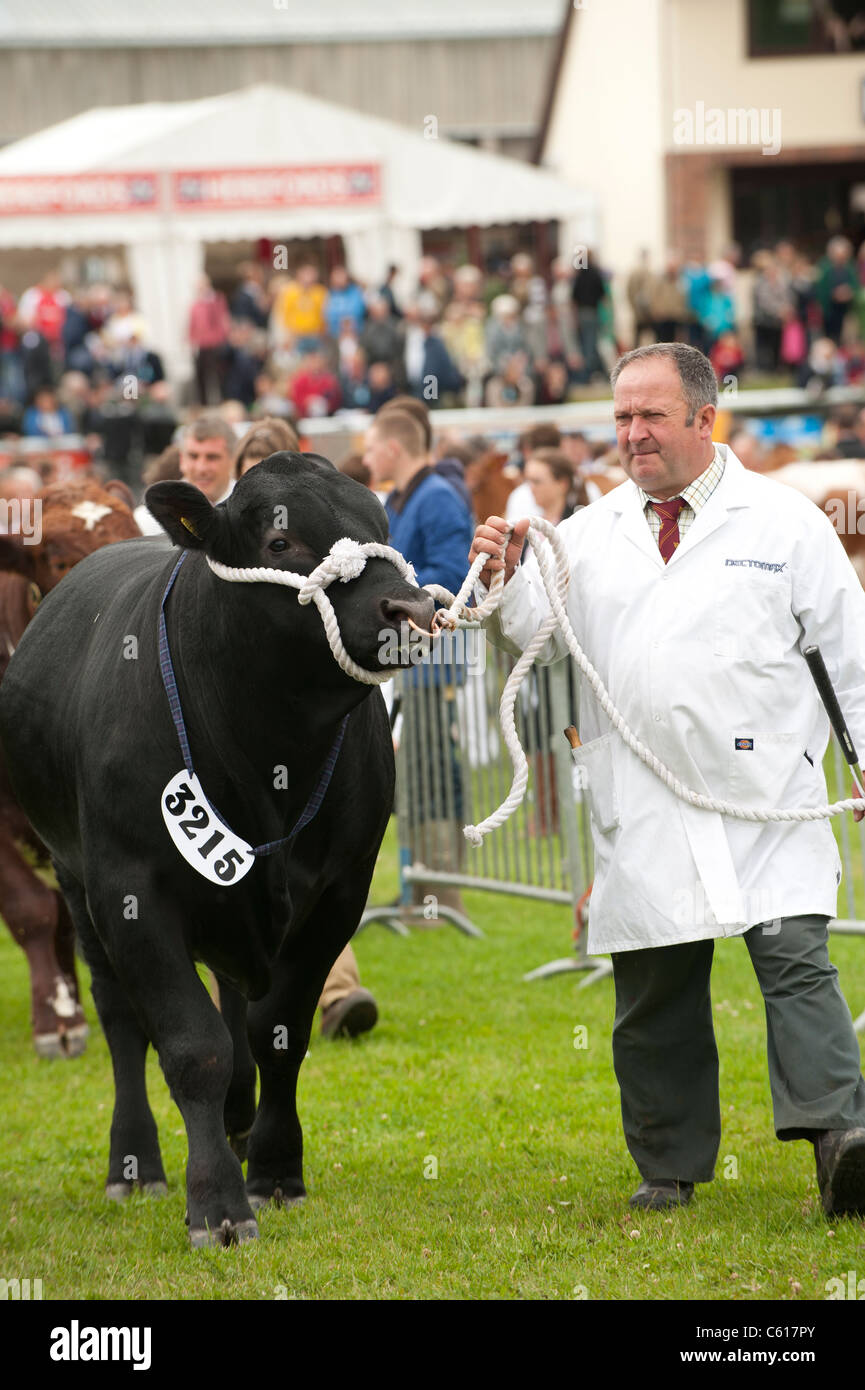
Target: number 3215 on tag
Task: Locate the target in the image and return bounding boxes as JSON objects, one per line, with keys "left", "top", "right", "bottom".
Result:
{"left": 161, "top": 771, "right": 256, "bottom": 885}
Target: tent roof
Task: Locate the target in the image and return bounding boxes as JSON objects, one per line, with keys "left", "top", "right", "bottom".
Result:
{"left": 0, "top": 0, "right": 563, "bottom": 46}
{"left": 0, "top": 84, "right": 592, "bottom": 245}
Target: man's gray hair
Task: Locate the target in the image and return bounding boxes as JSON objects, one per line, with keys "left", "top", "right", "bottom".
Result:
{"left": 182, "top": 413, "right": 238, "bottom": 453}
{"left": 610, "top": 343, "right": 718, "bottom": 425}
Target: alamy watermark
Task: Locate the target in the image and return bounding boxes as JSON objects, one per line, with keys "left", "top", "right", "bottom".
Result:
{"left": 377, "top": 622, "right": 486, "bottom": 672}
{"left": 0, "top": 1276, "right": 42, "bottom": 1299}
{"left": 0, "top": 499, "right": 41, "bottom": 543}
{"left": 673, "top": 101, "right": 782, "bottom": 157}
{"left": 825, "top": 1270, "right": 865, "bottom": 1299}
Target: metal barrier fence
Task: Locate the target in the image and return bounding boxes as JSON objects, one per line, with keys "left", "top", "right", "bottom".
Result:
{"left": 359, "top": 643, "right": 611, "bottom": 983}
{"left": 360, "top": 648, "right": 865, "bottom": 1027}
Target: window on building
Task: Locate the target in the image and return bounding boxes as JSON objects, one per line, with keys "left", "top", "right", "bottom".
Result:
{"left": 748, "top": 0, "right": 865, "bottom": 55}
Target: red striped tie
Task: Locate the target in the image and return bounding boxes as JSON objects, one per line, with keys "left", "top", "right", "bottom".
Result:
{"left": 651, "top": 497, "right": 686, "bottom": 564}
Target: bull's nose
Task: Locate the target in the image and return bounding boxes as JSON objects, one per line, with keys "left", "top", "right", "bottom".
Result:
{"left": 379, "top": 593, "right": 437, "bottom": 633}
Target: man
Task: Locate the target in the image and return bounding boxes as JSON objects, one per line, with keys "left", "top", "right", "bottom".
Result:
{"left": 364, "top": 406, "right": 474, "bottom": 918}
{"left": 178, "top": 414, "right": 237, "bottom": 505}
{"left": 137, "top": 416, "right": 234, "bottom": 535}
{"left": 571, "top": 250, "right": 608, "bottom": 379}
{"left": 188, "top": 275, "right": 231, "bottom": 407}
{"left": 400, "top": 305, "right": 463, "bottom": 406}
{"left": 469, "top": 342, "right": 865, "bottom": 1216}
{"left": 361, "top": 296, "right": 402, "bottom": 369}
{"left": 230, "top": 261, "right": 269, "bottom": 329}
{"left": 273, "top": 262, "right": 327, "bottom": 354}
{"left": 324, "top": 265, "right": 367, "bottom": 340}
{"left": 18, "top": 269, "right": 70, "bottom": 363}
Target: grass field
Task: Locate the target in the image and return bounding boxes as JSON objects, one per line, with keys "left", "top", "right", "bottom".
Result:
{"left": 1, "top": 820, "right": 864, "bottom": 1302}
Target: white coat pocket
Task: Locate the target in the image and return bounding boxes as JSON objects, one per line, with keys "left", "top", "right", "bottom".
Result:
{"left": 713, "top": 572, "right": 793, "bottom": 663}
{"left": 726, "top": 729, "right": 802, "bottom": 806}
{"left": 571, "top": 732, "right": 620, "bottom": 833}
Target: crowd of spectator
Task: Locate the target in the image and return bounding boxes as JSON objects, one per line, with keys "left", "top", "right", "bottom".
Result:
{"left": 627, "top": 236, "right": 865, "bottom": 392}
{"left": 1, "top": 234, "right": 864, "bottom": 487}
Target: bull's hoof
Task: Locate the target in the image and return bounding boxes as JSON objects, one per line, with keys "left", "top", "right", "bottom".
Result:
{"left": 105, "top": 1178, "right": 168, "bottom": 1202}
{"left": 33, "top": 1023, "right": 89, "bottom": 1059}
{"left": 105, "top": 1182, "right": 133, "bottom": 1203}
{"left": 63, "top": 1024, "right": 89, "bottom": 1058}
{"left": 189, "top": 1217, "right": 259, "bottom": 1248}
{"left": 248, "top": 1183, "right": 306, "bottom": 1212}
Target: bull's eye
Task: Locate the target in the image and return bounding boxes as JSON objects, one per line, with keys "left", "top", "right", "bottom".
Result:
{"left": 268, "top": 538, "right": 288, "bottom": 554}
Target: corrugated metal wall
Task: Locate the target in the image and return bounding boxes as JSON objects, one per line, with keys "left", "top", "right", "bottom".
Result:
{"left": 0, "top": 37, "right": 556, "bottom": 150}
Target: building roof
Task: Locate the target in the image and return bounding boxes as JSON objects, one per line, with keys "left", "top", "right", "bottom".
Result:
{"left": 0, "top": 83, "right": 594, "bottom": 246}
{"left": 0, "top": 0, "right": 565, "bottom": 46}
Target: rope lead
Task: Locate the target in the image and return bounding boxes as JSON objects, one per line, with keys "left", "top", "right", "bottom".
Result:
{"left": 205, "top": 522, "right": 865, "bottom": 848}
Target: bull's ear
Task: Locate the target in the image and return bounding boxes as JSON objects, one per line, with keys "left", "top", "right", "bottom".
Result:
{"left": 145, "top": 482, "right": 223, "bottom": 550}
{"left": 0, "top": 534, "right": 36, "bottom": 578}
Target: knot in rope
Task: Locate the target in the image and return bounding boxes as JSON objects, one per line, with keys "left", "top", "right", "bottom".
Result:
{"left": 206, "top": 537, "right": 420, "bottom": 686}
{"left": 297, "top": 537, "right": 369, "bottom": 604}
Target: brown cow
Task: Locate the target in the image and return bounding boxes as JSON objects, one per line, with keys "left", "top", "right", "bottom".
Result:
{"left": 463, "top": 447, "right": 516, "bottom": 521}
{"left": 750, "top": 457, "right": 865, "bottom": 587}
{"left": 0, "top": 476, "right": 140, "bottom": 1055}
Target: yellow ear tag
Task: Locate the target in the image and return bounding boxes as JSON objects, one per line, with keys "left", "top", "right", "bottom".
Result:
{"left": 180, "top": 516, "right": 202, "bottom": 539}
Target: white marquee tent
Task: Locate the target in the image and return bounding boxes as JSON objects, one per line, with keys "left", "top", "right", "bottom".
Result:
{"left": 0, "top": 85, "right": 595, "bottom": 380}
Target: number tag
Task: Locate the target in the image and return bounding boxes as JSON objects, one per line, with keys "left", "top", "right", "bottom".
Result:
{"left": 161, "top": 771, "right": 256, "bottom": 885}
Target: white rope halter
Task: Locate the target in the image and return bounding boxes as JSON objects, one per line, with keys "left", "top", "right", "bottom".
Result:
{"left": 207, "top": 538, "right": 427, "bottom": 685}
{"left": 206, "top": 521, "right": 865, "bottom": 846}
{"left": 445, "top": 516, "right": 865, "bottom": 845}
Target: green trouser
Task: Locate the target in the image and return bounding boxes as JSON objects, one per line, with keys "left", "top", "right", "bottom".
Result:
{"left": 611, "top": 914, "right": 865, "bottom": 1184}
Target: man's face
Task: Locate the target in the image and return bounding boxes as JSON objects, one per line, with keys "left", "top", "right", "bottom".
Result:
{"left": 525, "top": 458, "right": 564, "bottom": 514}
{"left": 362, "top": 426, "right": 397, "bottom": 486}
{"left": 614, "top": 358, "right": 715, "bottom": 499}
{"left": 180, "top": 435, "right": 233, "bottom": 503}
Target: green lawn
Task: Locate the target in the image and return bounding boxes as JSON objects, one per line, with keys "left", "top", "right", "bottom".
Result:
{"left": 1, "top": 820, "right": 864, "bottom": 1301}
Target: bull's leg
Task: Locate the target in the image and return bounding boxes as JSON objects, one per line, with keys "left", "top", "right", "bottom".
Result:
{"left": 217, "top": 976, "right": 257, "bottom": 1162}
{"left": 245, "top": 959, "right": 320, "bottom": 1210}
{"left": 0, "top": 842, "right": 88, "bottom": 1057}
{"left": 55, "top": 868, "right": 167, "bottom": 1199}
{"left": 81, "top": 880, "right": 257, "bottom": 1247}
{"left": 52, "top": 888, "right": 88, "bottom": 1016}
{"left": 245, "top": 866, "right": 376, "bottom": 1210}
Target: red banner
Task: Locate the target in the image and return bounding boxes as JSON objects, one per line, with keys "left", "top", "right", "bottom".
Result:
{"left": 171, "top": 164, "right": 381, "bottom": 211}
{"left": 0, "top": 173, "right": 160, "bottom": 216}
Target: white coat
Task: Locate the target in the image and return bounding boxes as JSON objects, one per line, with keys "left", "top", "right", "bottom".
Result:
{"left": 486, "top": 445, "right": 865, "bottom": 953}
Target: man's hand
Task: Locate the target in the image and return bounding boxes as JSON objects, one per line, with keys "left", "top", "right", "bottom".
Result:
{"left": 469, "top": 515, "right": 530, "bottom": 590}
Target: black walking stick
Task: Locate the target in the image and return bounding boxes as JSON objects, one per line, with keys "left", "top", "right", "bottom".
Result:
{"left": 803, "top": 645, "right": 865, "bottom": 802}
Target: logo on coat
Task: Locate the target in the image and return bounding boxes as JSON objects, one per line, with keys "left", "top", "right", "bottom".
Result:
{"left": 725, "top": 558, "right": 787, "bottom": 573}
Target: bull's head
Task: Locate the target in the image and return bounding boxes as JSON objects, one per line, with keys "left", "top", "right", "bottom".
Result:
{"left": 147, "top": 452, "right": 437, "bottom": 684}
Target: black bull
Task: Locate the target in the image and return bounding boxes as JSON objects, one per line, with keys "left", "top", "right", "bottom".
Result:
{"left": 0, "top": 453, "right": 436, "bottom": 1246}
